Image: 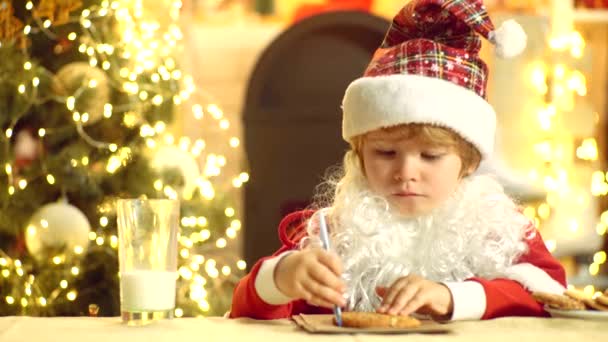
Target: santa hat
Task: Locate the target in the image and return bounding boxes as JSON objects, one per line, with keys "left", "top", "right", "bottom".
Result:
{"left": 341, "top": 0, "right": 527, "bottom": 159}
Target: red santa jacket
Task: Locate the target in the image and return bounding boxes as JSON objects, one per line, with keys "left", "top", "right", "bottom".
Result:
{"left": 230, "top": 210, "right": 567, "bottom": 320}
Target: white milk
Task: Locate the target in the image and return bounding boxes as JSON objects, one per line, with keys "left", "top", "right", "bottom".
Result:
{"left": 120, "top": 270, "right": 177, "bottom": 311}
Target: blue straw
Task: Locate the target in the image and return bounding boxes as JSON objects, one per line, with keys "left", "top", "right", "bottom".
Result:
{"left": 317, "top": 209, "right": 343, "bottom": 327}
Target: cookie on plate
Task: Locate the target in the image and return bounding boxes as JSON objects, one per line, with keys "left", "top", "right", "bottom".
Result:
{"left": 337, "top": 312, "right": 421, "bottom": 328}
{"left": 582, "top": 296, "right": 608, "bottom": 312}
{"left": 596, "top": 293, "right": 608, "bottom": 307}
{"left": 564, "top": 288, "right": 589, "bottom": 302}
{"left": 564, "top": 288, "right": 608, "bottom": 311}
{"left": 532, "top": 292, "right": 586, "bottom": 310}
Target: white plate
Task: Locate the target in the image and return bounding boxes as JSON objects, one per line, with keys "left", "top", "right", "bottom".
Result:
{"left": 545, "top": 306, "right": 608, "bottom": 320}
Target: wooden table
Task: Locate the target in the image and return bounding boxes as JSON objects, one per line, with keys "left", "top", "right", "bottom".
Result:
{"left": 0, "top": 316, "right": 606, "bottom": 342}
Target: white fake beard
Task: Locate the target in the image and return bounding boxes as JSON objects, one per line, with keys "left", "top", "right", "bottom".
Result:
{"left": 301, "top": 153, "right": 530, "bottom": 312}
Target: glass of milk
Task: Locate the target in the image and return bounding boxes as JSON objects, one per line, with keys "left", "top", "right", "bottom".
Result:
{"left": 116, "top": 198, "right": 179, "bottom": 325}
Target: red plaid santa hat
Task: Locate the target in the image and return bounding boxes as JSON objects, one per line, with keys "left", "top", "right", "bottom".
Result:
{"left": 342, "top": 0, "right": 526, "bottom": 159}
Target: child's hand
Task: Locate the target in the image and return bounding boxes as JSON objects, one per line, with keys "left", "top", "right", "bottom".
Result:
{"left": 376, "top": 274, "right": 453, "bottom": 319}
{"left": 274, "top": 249, "right": 346, "bottom": 309}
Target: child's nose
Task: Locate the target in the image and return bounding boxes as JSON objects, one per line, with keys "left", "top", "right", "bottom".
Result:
{"left": 394, "top": 156, "right": 420, "bottom": 181}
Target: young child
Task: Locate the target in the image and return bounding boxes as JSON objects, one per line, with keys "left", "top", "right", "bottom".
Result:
{"left": 230, "top": 0, "right": 567, "bottom": 321}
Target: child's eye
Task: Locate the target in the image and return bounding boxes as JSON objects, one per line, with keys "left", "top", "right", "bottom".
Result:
{"left": 421, "top": 153, "right": 443, "bottom": 160}
{"left": 374, "top": 149, "right": 395, "bottom": 157}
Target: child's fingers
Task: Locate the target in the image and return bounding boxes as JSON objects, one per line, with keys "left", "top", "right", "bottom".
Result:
{"left": 309, "top": 263, "right": 346, "bottom": 292}
{"left": 299, "top": 281, "right": 333, "bottom": 308}
{"left": 315, "top": 249, "right": 343, "bottom": 276}
{"left": 389, "top": 286, "right": 424, "bottom": 315}
{"left": 305, "top": 296, "right": 337, "bottom": 309}
{"left": 302, "top": 280, "right": 346, "bottom": 307}
{"left": 375, "top": 286, "right": 387, "bottom": 297}
{"left": 399, "top": 290, "right": 430, "bottom": 316}
{"left": 378, "top": 277, "right": 410, "bottom": 311}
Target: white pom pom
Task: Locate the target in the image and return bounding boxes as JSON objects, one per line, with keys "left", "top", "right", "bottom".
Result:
{"left": 15, "top": 130, "right": 38, "bottom": 160}
{"left": 489, "top": 19, "right": 527, "bottom": 58}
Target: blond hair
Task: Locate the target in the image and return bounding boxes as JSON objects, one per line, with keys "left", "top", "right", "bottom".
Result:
{"left": 350, "top": 124, "right": 481, "bottom": 178}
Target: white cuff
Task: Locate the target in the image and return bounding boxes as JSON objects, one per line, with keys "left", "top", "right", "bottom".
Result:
{"left": 501, "top": 263, "right": 565, "bottom": 295}
{"left": 254, "top": 251, "right": 295, "bottom": 305}
{"left": 443, "top": 281, "right": 486, "bottom": 321}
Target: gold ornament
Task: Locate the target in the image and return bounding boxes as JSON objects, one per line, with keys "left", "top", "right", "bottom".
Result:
{"left": 0, "top": 0, "right": 27, "bottom": 48}
{"left": 51, "top": 62, "right": 110, "bottom": 125}
{"left": 33, "top": 0, "right": 83, "bottom": 25}
{"left": 24, "top": 200, "right": 91, "bottom": 262}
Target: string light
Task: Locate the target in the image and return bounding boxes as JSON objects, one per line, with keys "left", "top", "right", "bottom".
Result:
{"left": 226, "top": 228, "right": 237, "bottom": 239}
{"left": 216, "top": 238, "right": 227, "bottom": 249}
{"left": 236, "top": 260, "right": 247, "bottom": 270}
{"left": 18, "top": 180, "right": 27, "bottom": 190}
{"left": 197, "top": 217, "right": 208, "bottom": 227}
{"left": 110, "top": 236, "right": 118, "bottom": 249}
{"left": 46, "top": 174, "right": 55, "bottom": 185}
{"left": 229, "top": 137, "right": 240, "bottom": 148}
{"left": 66, "top": 291, "right": 77, "bottom": 301}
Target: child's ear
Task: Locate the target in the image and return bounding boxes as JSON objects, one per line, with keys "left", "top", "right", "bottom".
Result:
{"left": 460, "top": 165, "right": 477, "bottom": 178}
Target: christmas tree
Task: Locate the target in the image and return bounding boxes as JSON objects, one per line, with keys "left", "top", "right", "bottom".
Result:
{"left": 0, "top": 0, "right": 246, "bottom": 316}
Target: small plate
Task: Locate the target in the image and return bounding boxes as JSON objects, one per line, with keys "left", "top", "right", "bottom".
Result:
{"left": 545, "top": 306, "right": 608, "bottom": 320}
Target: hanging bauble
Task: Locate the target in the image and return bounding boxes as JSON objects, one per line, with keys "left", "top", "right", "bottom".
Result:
{"left": 13, "top": 129, "right": 41, "bottom": 169}
{"left": 52, "top": 62, "right": 110, "bottom": 125}
{"left": 25, "top": 200, "right": 91, "bottom": 261}
{"left": 149, "top": 145, "right": 200, "bottom": 199}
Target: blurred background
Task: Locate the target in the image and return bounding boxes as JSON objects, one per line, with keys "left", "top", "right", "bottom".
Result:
{"left": 0, "top": 0, "right": 607, "bottom": 317}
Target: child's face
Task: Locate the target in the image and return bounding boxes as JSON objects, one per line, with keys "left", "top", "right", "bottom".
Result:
{"left": 361, "top": 130, "right": 464, "bottom": 217}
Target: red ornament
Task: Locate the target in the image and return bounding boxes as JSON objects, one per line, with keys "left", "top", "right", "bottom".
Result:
{"left": 12, "top": 232, "right": 28, "bottom": 256}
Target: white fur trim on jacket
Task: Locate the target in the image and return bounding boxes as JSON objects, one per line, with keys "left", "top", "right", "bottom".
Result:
{"left": 341, "top": 74, "right": 496, "bottom": 159}
{"left": 500, "top": 263, "right": 566, "bottom": 295}
{"left": 443, "top": 281, "right": 486, "bottom": 321}
{"left": 254, "top": 251, "right": 294, "bottom": 305}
